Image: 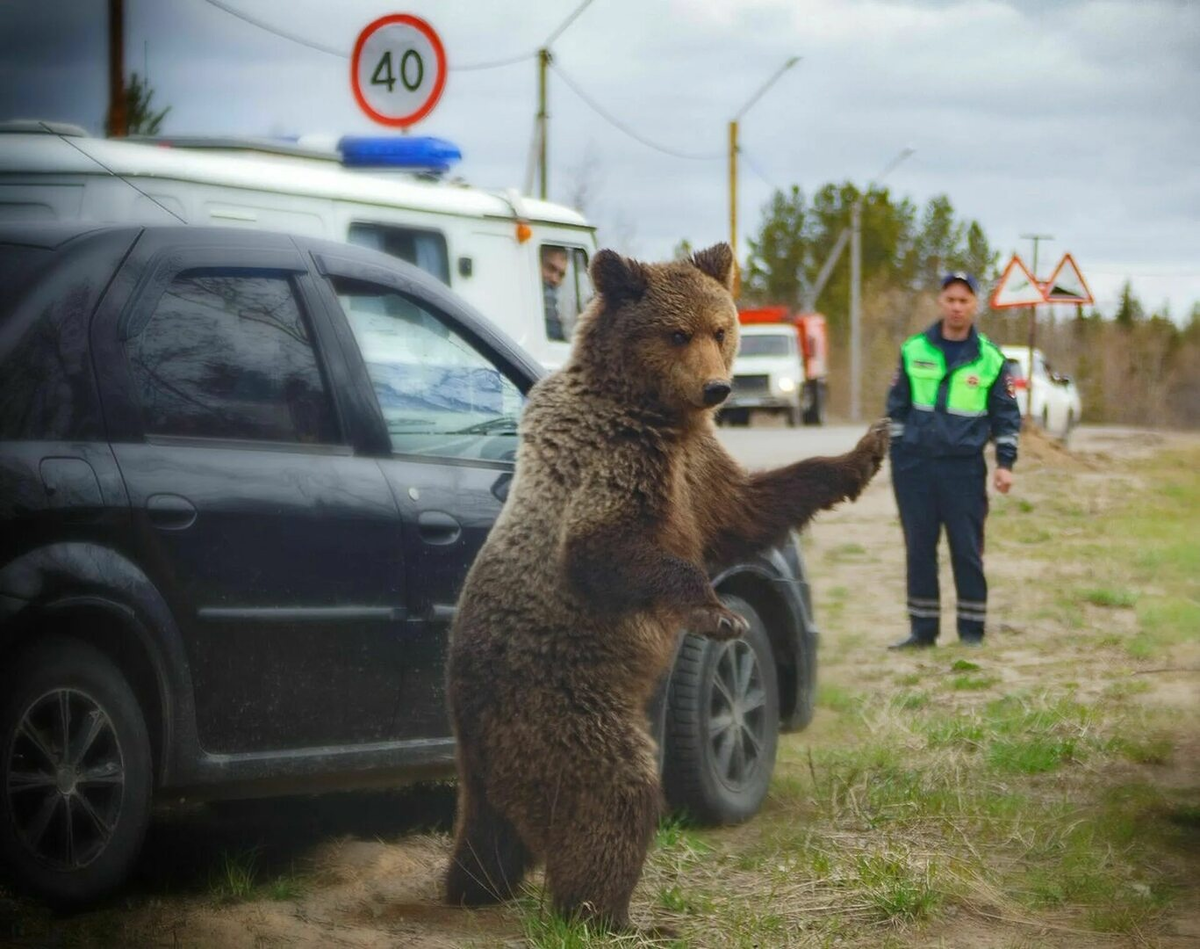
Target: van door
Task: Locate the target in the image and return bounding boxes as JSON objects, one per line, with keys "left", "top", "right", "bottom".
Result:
{"left": 460, "top": 231, "right": 531, "bottom": 347}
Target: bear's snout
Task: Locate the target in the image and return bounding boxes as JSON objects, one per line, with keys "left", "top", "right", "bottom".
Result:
{"left": 702, "top": 380, "right": 732, "bottom": 407}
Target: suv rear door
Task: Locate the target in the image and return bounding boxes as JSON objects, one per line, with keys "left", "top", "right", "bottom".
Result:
{"left": 90, "top": 229, "right": 409, "bottom": 754}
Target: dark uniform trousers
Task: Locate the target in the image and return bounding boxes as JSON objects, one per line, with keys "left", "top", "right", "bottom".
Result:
{"left": 891, "top": 451, "right": 988, "bottom": 641}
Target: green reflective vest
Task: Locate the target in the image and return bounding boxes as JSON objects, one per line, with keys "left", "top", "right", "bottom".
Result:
{"left": 900, "top": 331, "right": 1005, "bottom": 417}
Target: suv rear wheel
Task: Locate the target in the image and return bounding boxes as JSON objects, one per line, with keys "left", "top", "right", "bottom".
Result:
{"left": 663, "top": 596, "right": 780, "bottom": 824}
{"left": 0, "top": 636, "right": 152, "bottom": 906}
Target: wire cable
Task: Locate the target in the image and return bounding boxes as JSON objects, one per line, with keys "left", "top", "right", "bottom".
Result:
{"left": 41, "top": 122, "right": 189, "bottom": 224}
{"left": 199, "top": 0, "right": 345, "bottom": 58}
{"left": 549, "top": 63, "right": 723, "bottom": 162}
{"left": 741, "top": 149, "right": 783, "bottom": 193}
{"left": 452, "top": 50, "right": 537, "bottom": 71}
{"left": 197, "top": 0, "right": 536, "bottom": 70}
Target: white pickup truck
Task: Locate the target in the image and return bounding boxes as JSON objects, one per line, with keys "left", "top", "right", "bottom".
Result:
{"left": 723, "top": 324, "right": 808, "bottom": 427}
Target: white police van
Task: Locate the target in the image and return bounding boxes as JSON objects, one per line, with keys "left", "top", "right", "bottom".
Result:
{"left": 0, "top": 121, "right": 595, "bottom": 369}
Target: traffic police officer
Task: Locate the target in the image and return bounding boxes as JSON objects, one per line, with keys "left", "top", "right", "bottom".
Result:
{"left": 886, "top": 272, "right": 1021, "bottom": 649}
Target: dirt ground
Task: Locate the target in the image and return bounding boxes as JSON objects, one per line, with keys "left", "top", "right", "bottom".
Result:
{"left": 2, "top": 426, "right": 1197, "bottom": 948}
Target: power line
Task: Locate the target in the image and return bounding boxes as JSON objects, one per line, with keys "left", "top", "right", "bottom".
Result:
{"left": 740, "top": 149, "right": 783, "bottom": 193}
{"left": 544, "top": 0, "right": 596, "bottom": 47}
{"left": 42, "top": 122, "right": 188, "bottom": 224}
{"left": 452, "top": 50, "right": 536, "bottom": 71}
{"left": 549, "top": 62, "right": 723, "bottom": 162}
{"left": 1087, "top": 268, "right": 1200, "bottom": 278}
{"left": 199, "top": 0, "right": 344, "bottom": 58}
{"left": 196, "top": 0, "right": 535, "bottom": 70}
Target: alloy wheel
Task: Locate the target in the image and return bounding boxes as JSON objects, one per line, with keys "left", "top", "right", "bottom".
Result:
{"left": 707, "top": 639, "right": 769, "bottom": 790}
{"left": 6, "top": 689, "right": 125, "bottom": 870}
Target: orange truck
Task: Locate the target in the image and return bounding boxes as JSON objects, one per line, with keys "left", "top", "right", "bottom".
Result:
{"left": 724, "top": 306, "right": 829, "bottom": 426}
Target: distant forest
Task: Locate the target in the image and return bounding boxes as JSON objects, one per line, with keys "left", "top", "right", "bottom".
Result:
{"left": 736, "top": 184, "right": 1200, "bottom": 428}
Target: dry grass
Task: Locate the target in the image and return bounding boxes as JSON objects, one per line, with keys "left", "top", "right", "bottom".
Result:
{"left": 2, "top": 441, "right": 1196, "bottom": 948}
{"left": 515, "top": 443, "right": 1200, "bottom": 947}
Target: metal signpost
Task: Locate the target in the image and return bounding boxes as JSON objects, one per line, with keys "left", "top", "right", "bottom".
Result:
{"left": 990, "top": 254, "right": 1048, "bottom": 421}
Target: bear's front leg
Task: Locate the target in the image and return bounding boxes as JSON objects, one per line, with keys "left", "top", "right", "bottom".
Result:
{"left": 705, "top": 419, "right": 891, "bottom": 567}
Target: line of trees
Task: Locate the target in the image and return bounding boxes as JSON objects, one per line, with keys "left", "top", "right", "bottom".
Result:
{"left": 734, "top": 184, "right": 1200, "bottom": 428}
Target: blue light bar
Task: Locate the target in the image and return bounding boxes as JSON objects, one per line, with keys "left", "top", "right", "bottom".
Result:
{"left": 338, "top": 136, "right": 462, "bottom": 173}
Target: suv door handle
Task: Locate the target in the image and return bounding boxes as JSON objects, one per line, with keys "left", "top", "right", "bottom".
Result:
{"left": 146, "top": 494, "right": 197, "bottom": 530}
{"left": 417, "top": 511, "right": 461, "bottom": 545}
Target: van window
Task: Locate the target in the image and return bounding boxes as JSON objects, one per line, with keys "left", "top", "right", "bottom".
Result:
{"left": 349, "top": 223, "right": 450, "bottom": 285}
{"left": 125, "top": 271, "right": 340, "bottom": 445}
{"left": 539, "top": 244, "right": 591, "bottom": 341}
{"left": 332, "top": 277, "right": 524, "bottom": 463}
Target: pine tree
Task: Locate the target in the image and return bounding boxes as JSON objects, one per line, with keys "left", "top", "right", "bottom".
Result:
{"left": 125, "top": 72, "right": 170, "bottom": 136}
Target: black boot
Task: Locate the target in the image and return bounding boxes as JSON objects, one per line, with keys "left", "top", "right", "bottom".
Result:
{"left": 888, "top": 634, "right": 936, "bottom": 650}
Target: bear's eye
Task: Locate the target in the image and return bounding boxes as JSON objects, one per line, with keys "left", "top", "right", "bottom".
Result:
{"left": 670, "top": 330, "right": 691, "bottom": 346}
{"left": 715, "top": 329, "right": 727, "bottom": 344}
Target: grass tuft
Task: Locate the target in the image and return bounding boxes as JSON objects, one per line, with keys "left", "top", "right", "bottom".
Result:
{"left": 1081, "top": 587, "right": 1138, "bottom": 608}
{"left": 209, "top": 849, "right": 258, "bottom": 903}
{"left": 950, "top": 674, "right": 999, "bottom": 691}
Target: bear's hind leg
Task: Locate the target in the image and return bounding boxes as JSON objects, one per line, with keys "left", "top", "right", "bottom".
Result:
{"left": 543, "top": 775, "right": 661, "bottom": 931}
{"left": 445, "top": 778, "right": 532, "bottom": 906}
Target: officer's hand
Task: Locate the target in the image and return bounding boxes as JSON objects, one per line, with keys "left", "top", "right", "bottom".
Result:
{"left": 994, "top": 468, "right": 1014, "bottom": 494}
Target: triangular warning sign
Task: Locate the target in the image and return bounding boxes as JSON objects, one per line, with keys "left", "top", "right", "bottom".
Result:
{"left": 1042, "top": 252, "right": 1093, "bottom": 304}
{"left": 990, "top": 255, "right": 1046, "bottom": 309}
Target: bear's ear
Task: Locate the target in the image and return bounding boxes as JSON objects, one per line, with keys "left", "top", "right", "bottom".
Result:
{"left": 690, "top": 243, "right": 735, "bottom": 292}
{"left": 590, "top": 249, "right": 648, "bottom": 307}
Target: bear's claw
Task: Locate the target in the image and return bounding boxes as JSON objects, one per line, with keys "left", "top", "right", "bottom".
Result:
{"left": 854, "top": 418, "right": 890, "bottom": 476}
{"left": 688, "top": 604, "right": 750, "bottom": 641}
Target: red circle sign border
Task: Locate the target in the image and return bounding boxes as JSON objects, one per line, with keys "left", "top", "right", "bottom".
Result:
{"left": 350, "top": 14, "right": 447, "bottom": 128}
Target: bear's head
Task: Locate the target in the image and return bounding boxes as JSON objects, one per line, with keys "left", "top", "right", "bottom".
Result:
{"left": 573, "top": 243, "right": 740, "bottom": 417}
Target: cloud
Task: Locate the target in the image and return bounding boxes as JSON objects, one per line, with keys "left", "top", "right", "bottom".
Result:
{"left": 1, "top": 0, "right": 1196, "bottom": 315}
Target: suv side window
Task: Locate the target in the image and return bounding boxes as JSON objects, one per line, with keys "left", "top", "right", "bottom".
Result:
{"left": 333, "top": 277, "right": 524, "bottom": 462}
{"left": 124, "top": 271, "right": 340, "bottom": 444}
{"left": 539, "top": 244, "right": 592, "bottom": 341}
{"left": 348, "top": 223, "right": 450, "bottom": 285}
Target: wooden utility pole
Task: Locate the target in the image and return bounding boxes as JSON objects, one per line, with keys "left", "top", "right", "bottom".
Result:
{"left": 536, "top": 48, "right": 550, "bottom": 199}
{"left": 728, "top": 120, "right": 738, "bottom": 296}
{"left": 106, "top": 0, "right": 127, "bottom": 137}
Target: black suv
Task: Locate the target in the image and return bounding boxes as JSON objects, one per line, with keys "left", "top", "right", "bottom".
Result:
{"left": 0, "top": 223, "right": 819, "bottom": 904}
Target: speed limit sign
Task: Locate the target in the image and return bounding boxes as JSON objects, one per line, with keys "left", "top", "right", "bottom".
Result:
{"left": 351, "top": 14, "right": 447, "bottom": 128}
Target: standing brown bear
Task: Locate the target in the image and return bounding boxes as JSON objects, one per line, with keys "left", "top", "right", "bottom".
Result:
{"left": 445, "top": 243, "right": 888, "bottom": 929}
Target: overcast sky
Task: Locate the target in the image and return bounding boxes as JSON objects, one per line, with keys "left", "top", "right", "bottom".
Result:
{"left": 2, "top": 0, "right": 1198, "bottom": 319}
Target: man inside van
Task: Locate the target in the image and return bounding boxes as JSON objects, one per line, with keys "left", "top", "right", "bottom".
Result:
{"left": 541, "top": 246, "right": 569, "bottom": 341}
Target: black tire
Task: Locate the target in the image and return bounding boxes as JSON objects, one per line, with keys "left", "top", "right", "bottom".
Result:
{"left": 790, "top": 628, "right": 818, "bottom": 732}
{"left": 662, "top": 596, "right": 780, "bottom": 825}
{"left": 0, "top": 636, "right": 153, "bottom": 906}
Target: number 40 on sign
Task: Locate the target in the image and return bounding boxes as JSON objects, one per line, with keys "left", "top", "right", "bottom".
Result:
{"left": 351, "top": 14, "right": 447, "bottom": 128}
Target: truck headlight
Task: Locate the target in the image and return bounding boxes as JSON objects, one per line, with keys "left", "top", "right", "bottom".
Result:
{"left": 777, "top": 376, "right": 797, "bottom": 394}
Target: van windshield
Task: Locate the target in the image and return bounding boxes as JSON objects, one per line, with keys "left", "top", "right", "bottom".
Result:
{"left": 740, "top": 334, "right": 794, "bottom": 357}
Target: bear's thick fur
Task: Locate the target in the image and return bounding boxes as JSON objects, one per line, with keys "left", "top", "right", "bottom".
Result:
{"left": 444, "top": 243, "right": 888, "bottom": 928}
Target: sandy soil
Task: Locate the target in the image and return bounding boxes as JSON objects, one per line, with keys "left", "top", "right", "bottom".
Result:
{"left": 2, "top": 426, "right": 1197, "bottom": 948}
